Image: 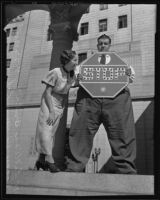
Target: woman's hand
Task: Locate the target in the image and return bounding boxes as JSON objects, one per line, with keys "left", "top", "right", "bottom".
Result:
{"left": 77, "top": 73, "right": 83, "bottom": 81}
{"left": 46, "top": 112, "right": 56, "bottom": 126}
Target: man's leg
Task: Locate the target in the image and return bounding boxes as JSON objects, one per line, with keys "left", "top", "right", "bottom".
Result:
{"left": 102, "top": 89, "right": 137, "bottom": 174}
{"left": 67, "top": 97, "right": 101, "bottom": 172}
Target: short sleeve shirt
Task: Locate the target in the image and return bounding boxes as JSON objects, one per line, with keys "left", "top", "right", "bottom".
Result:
{"left": 42, "top": 68, "right": 76, "bottom": 94}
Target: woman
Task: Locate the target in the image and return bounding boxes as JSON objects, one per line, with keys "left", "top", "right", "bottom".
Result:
{"left": 34, "top": 50, "right": 78, "bottom": 173}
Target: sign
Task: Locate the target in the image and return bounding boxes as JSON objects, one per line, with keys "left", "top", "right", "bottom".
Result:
{"left": 79, "top": 52, "right": 129, "bottom": 98}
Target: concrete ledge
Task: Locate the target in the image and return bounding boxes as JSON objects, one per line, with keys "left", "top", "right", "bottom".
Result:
{"left": 7, "top": 169, "right": 154, "bottom": 196}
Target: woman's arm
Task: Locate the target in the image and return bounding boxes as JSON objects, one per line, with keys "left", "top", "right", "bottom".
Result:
{"left": 43, "top": 85, "right": 56, "bottom": 126}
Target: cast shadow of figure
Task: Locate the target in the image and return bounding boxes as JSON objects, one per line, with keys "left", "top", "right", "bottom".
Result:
{"left": 99, "top": 156, "right": 117, "bottom": 173}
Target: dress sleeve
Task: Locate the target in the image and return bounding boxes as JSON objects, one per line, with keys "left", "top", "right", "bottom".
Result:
{"left": 41, "top": 69, "right": 57, "bottom": 87}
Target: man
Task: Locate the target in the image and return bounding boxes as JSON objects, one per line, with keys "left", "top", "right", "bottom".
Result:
{"left": 65, "top": 34, "right": 137, "bottom": 174}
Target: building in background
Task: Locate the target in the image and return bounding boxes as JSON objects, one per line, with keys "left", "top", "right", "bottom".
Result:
{"left": 6, "top": 4, "right": 155, "bottom": 174}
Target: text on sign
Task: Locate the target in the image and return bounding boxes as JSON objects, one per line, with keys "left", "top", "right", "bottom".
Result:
{"left": 81, "top": 66, "right": 126, "bottom": 81}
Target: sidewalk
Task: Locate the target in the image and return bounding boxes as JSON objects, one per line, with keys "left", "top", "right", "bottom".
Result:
{"left": 7, "top": 169, "right": 154, "bottom": 196}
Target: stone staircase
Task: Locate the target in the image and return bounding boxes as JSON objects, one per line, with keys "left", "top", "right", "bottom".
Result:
{"left": 7, "top": 169, "right": 154, "bottom": 196}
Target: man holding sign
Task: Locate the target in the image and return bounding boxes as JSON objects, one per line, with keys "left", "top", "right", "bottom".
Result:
{"left": 65, "top": 34, "right": 137, "bottom": 174}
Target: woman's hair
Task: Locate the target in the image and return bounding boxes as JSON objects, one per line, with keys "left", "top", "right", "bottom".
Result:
{"left": 60, "top": 50, "right": 76, "bottom": 66}
{"left": 60, "top": 50, "right": 76, "bottom": 78}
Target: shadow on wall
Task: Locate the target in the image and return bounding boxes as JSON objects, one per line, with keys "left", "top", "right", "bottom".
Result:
{"left": 99, "top": 100, "right": 154, "bottom": 175}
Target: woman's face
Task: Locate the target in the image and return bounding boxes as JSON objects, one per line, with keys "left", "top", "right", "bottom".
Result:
{"left": 64, "top": 55, "right": 78, "bottom": 72}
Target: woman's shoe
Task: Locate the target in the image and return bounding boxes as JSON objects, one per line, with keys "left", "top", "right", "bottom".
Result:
{"left": 45, "top": 161, "right": 61, "bottom": 173}
{"left": 34, "top": 160, "right": 48, "bottom": 171}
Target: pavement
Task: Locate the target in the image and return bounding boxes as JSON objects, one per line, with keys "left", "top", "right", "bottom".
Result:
{"left": 6, "top": 169, "right": 154, "bottom": 196}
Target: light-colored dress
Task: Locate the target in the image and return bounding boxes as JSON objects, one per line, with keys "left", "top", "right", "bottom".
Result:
{"left": 35, "top": 67, "right": 76, "bottom": 156}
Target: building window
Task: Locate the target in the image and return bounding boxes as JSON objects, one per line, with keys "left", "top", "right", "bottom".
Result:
{"left": 6, "top": 59, "right": 11, "bottom": 68}
{"left": 18, "top": 15, "right": 25, "bottom": 21}
{"left": 47, "top": 26, "right": 53, "bottom": 41}
{"left": 11, "top": 27, "right": 17, "bottom": 36}
{"left": 119, "top": 4, "right": 127, "bottom": 6}
{"left": 10, "top": 15, "right": 24, "bottom": 23}
{"left": 47, "top": 33, "right": 53, "bottom": 41}
{"left": 47, "top": 30, "right": 53, "bottom": 41}
{"left": 6, "top": 29, "right": 10, "bottom": 37}
{"left": 118, "top": 15, "right": 127, "bottom": 29}
{"left": 78, "top": 53, "right": 87, "bottom": 64}
{"left": 85, "top": 6, "right": 90, "bottom": 13}
{"left": 100, "top": 4, "right": 108, "bottom": 10}
{"left": 80, "top": 22, "right": 89, "bottom": 35}
{"left": 99, "top": 19, "right": 107, "bottom": 32}
{"left": 9, "top": 42, "right": 14, "bottom": 51}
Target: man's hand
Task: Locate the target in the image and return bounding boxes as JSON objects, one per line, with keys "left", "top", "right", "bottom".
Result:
{"left": 125, "top": 67, "right": 132, "bottom": 76}
{"left": 125, "top": 66, "right": 135, "bottom": 83}
{"left": 46, "top": 112, "right": 56, "bottom": 126}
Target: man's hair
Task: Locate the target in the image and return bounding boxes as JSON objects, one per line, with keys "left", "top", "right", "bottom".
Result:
{"left": 60, "top": 50, "right": 76, "bottom": 65}
{"left": 97, "top": 34, "right": 111, "bottom": 44}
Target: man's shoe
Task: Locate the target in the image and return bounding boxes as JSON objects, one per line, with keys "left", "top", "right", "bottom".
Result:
{"left": 45, "top": 161, "right": 61, "bottom": 173}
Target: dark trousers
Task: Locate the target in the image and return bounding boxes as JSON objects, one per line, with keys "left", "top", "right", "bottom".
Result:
{"left": 68, "top": 87, "right": 137, "bottom": 174}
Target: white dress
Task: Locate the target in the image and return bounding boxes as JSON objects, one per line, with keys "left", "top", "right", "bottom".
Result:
{"left": 35, "top": 67, "right": 75, "bottom": 156}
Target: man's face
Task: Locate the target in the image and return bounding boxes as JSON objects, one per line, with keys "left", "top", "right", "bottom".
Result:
{"left": 97, "top": 38, "right": 111, "bottom": 52}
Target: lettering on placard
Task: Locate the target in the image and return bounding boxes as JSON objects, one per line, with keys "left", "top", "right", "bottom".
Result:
{"left": 82, "top": 66, "right": 126, "bottom": 81}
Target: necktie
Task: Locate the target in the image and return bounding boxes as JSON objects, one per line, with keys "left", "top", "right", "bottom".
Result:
{"left": 100, "top": 54, "right": 106, "bottom": 64}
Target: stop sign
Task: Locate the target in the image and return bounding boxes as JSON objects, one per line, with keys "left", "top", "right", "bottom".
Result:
{"left": 79, "top": 52, "right": 129, "bottom": 98}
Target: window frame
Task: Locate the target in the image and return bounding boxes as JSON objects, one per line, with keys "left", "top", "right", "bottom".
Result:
{"left": 10, "top": 15, "right": 24, "bottom": 23}
{"left": 6, "top": 29, "right": 10, "bottom": 37}
{"left": 80, "top": 22, "right": 89, "bottom": 35}
{"left": 99, "top": 4, "right": 108, "bottom": 10}
{"left": 11, "top": 27, "right": 17, "bottom": 36}
{"left": 6, "top": 59, "right": 11, "bottom": 68}
{"left": 47, "top": 33, "right": 53, "bottom": 41}
{"left": 85, "top": 6, "right": 90, "bottom": 13}
{"left": 9, "top": 42, "right": 15, "bottom": 51}
{"left": 47, "top": 30, "right": 53, "bottom": 41}
{"left": 118, "top": 15, "right": 128, "bottom": 29}
{"left": 78, "top": 52, "right": 87, "bottom": 64}
{"left": 119, "top": 4, "right": 127, "bottom": 7}
{"left": 99, "top": 18, "right": 108, "bottom": 32}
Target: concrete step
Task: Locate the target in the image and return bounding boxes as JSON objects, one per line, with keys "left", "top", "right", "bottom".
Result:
{"left": 7, "top": 169, "right": 154, "bottom": 196}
